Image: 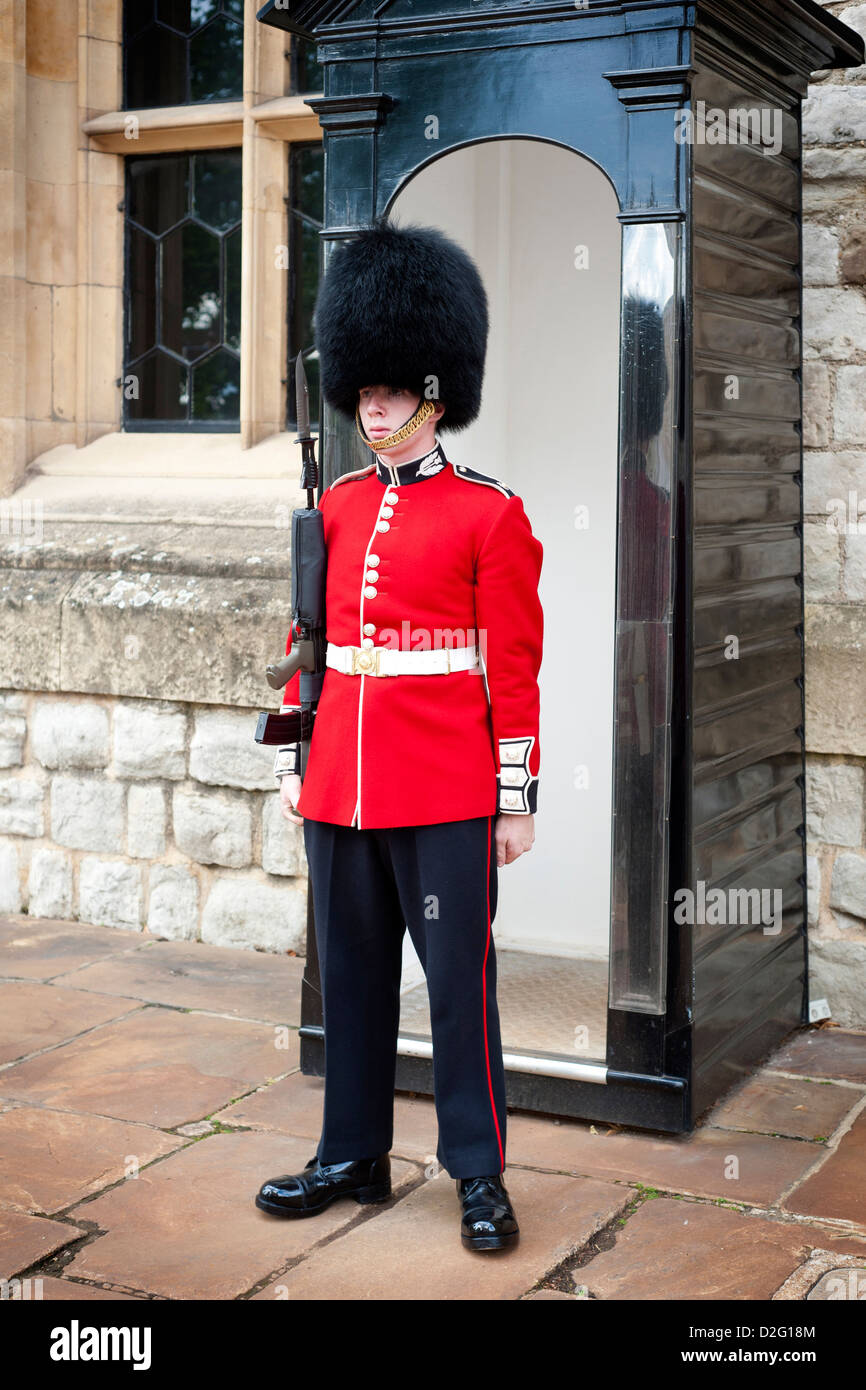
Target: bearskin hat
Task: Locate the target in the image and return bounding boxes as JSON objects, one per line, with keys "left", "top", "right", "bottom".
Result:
{"left": 312, "top": 217, "right": 488, "bottom": 433}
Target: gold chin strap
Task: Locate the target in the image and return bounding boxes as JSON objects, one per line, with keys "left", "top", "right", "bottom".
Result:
{"left": 355, "top": 397, "right": 436, "bottom": 452}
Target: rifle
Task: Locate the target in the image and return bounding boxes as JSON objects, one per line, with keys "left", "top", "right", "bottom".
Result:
{"left": 253, "top": 350, "right": 327, "bottom": 777}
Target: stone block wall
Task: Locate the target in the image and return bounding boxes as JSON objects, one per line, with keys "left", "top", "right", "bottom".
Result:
{"left": 0, "top": 691, "right": 307, "bottom": 953}
{"left": 800, "top": 0, "right": 866, "bottom": 1018}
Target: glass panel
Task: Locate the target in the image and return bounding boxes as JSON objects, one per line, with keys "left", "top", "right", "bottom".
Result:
{"left": 293, "top": 36, "right": 323, "bottom": 94}
{"left": 132, "top": 351, "right": 188, "bottom": 420}
{"left": 126, "top": 0, "right": 155, "bottom": 38}
{"left": 124, "top": 149, "right": 241, "bottom": 427}
{"left": 157, "top": 0, "right": 203, "bottom": 32}
{"left": 127, "top": 228, "right": 156, "bottom": 359}
{"left": 224, "top": 225, "right": 241, "bottom": 352}
{"left": 608, "top": 221, "right": 679, "bottom": 1015}
{"left": 126, "top": 25, "right": 186, "bottom": 109}
{"left": 127, "top": 156, "right": 187, "bottom": 235}
{"left": 191, "top": 348, "right": 240, "bottom": 420}
{"left": 297, "top": 219, "right": 320, "bottom": 331}
{"left": 193, "top": 150, "right": 243, "bottom": 231}
{"left": 189, "top": 14, "right": 243, "bottom": 103}
{"left": 287, "top": 144, "right": 324, "bottom": 431}
{"left": 161, "top": 222, "right": 222, "bottom": 359}
{"left": 123, "top": 0, "right": 243, "bottom": 109}
{"left": 295, "top": 145, "right": 324, "bottom": 221}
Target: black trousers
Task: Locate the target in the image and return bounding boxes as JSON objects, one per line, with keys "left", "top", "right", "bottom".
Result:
{"left": 302, "top": 813, "right": 508, "bottom": 1179}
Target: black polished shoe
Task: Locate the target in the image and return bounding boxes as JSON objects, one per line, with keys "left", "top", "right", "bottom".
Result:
{"left": 255, "top": 1152, "right": 391, "bottom": 1218}
{"left": 457, "top": 1173, "right": 519, "bottom": 1251}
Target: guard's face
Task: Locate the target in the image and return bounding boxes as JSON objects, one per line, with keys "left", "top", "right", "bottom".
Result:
{"left": 359, "top": 385, "right": 421, "bottom": 440}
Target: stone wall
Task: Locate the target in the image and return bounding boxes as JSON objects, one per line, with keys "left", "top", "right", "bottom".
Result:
{"left": 801, "top": 0, "right": 866, "bottom": 1018}
{"left": 0, "top": 690, "right": 307, "bottom": 952}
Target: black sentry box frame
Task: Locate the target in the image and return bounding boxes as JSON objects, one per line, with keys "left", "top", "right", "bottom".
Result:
{"left": 256, "top": 0, "right": 863, "bottom": 1133}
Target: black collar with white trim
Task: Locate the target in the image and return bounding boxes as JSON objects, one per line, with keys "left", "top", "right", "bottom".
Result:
{"left": 373, "top": 439, "right": 448, "bottom": 487}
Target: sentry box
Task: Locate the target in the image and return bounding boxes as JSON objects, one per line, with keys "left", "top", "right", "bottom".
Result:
{"left": 256, "top": 0, "right": 864, "bottom": 1132}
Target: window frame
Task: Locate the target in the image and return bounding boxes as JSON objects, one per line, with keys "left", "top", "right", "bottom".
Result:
{"left": 122, "top": 0, "right": 246, "bottom": 113}
{"left": 122, "top": 145, "right": 244, "bottom": 433}
{"left": 82, "top": 16, "right": 326, "bottom": 450}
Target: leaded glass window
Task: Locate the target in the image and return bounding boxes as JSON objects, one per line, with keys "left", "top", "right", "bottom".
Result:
{"left": 287, "top": 143, "right": 324, "bottom": 432}
{"left": 124, "top": 149, "right": 241, "bottom": 429}
{"left": 123, "top": 0, "right": 244, "bottom": 110}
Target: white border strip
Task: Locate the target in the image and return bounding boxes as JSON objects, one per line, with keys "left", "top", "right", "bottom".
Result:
{"left": 395, "top": 1035, "right": 608, "bottom": 1083}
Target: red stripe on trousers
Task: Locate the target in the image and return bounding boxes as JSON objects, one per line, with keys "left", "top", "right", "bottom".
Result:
{"left": 482, "top": 814, "right": 505, "bottom": 1172}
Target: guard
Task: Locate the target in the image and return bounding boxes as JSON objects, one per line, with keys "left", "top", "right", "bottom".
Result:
{"left": 254, "top": 218, "right": 544, "bottom": 1252}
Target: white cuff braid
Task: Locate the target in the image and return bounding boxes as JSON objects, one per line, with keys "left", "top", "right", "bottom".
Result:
{"left": 273, "top": 745, "right": 301, "bottom": 783}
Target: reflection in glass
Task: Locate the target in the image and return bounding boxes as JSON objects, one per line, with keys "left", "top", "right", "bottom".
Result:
{"left": 123, "top": 0, "right": 243, "bottom": 109}
{"left": 127, "top": 156, "right": 188, "bottom": 235}
{"left": 128, "top": 228, "right": 156, "bottom": 360}
{"left": 293, "top": 36, "right": 323, "bottom": 94}
{"left": 132, "top": 353, "right": 188, "bottom": 421}
{"left": 192, "top": 349, "right": 240, "bottom": 419}
{"left": 287, "top": 144, "right": 324, "bottom": 431}
{"left": 189, "top": 14, "right": 244, "bottom": 103}
{"left": 609, "top": 221, "right": 679, "bottom": 1015}
{"left": 225, "top": 226, "right": 241, "bottom": 352}
{"left": 162, "top": 223, "right": 222, "bottom": 358}
{"left": 194, "top": 151, "right": 243, "bottom": 231}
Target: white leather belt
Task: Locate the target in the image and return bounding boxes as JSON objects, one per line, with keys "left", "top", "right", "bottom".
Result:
{"left": 326, "top": 643, "right": 481, "bottom": 677}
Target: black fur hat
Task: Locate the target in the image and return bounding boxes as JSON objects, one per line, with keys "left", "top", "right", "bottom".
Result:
{"left": 312, "top": 217, "right": 488, "bottom": 432}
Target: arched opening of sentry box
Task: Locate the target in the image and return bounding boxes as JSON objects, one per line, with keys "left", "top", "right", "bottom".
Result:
{"left": 388, "top": 138, "right": 622, "bottom": 1068}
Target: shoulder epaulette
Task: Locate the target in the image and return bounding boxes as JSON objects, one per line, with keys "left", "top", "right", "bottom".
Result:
{"left": 450, "top": 462, "right": 514, "bottom": 498}
{"left": 329, "top": 464, "right": 377, "bottom": 488}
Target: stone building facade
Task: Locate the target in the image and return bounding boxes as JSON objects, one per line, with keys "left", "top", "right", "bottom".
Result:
{"left": 0, "top": 0, "right": 865, "bottom": 1022}
{"left": 801, "top": 1, "right": 866, "bottom": 1023}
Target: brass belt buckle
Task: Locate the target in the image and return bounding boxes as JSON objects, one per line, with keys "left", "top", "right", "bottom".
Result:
{"left": 351, "top": 645, "right": 380, "bottom": 676}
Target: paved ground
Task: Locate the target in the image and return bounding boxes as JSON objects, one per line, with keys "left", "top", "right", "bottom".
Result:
{"left": 1, "top": 912, "right": 864, "bottom": 1302}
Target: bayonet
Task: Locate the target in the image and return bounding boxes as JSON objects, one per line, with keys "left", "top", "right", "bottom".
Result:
{"left": 295, "top": 349, "right": 318, "bottom": 510}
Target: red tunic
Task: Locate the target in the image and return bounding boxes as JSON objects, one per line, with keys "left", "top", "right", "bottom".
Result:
{"left": 278, "top": 440, "right": 544, "bottom": 829}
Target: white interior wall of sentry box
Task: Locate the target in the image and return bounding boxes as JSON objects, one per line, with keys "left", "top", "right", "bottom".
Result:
{"left": 390, "top": 137, "right": 621, "bottom": 977}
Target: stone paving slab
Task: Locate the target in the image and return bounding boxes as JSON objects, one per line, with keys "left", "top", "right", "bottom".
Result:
{"left": 252, "top": 1167, "right": 633, "bottom": 1301}
{"left": 501, "top": 1112, "right": 827, "bottom": 1206}
{"left": 212, "top": 1071, "right": 443, "bottom": 1163}
{"left": 0, "top": 1007, "right": 296, "bottom": 1127}
{"left": 0, "top": 1209, "right": 88, "bottom": 1282}
{"left": 767, "top": 1026, "right": 866, "bottom": 1083}
{"left": 212, "top": 1072, "right": 328, "bottom": 1137}
{"left": 578, "top": 1196, "right": 866, "bottom": 1300}
{"left": 782, "top": 1108, "right": 866, "bottom": 1226}
{"left": 0, "top": 1107, "right": 184, "bottom": 1216}
{"left": 198, "top": 1060, "right": 846, "bottom": 1210}
{"left": 0, "top": 914, "right": 863, "bottom": 1303}
{"left": 0, "top": 979, "right": 144, "bottom": 1066}
{"left": 64, "top": 1131, "right": 419, "bottom": 1300}
{"left": 0, "top": 915, "right": 149, "bottom": 980}
{"left": 704, "top": 1071, "right": 860, "bottom": 1141}
{"left": 60, "top": 938, "right": 304, "bottom": 1024}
